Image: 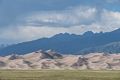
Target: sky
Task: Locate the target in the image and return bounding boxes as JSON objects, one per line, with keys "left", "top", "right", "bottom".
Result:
{"left": 0, "top": 0, "right": 120, "bottom": 44}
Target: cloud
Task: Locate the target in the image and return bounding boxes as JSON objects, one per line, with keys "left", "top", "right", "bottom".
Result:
{"left": 24, "top": 6, "right": 97, "bottom": 27}
{"left": 96, "top": 10, "right": 120, "bottom": 31}
{"left": 0, "top": 0, "right": 82, "bottom": 27}
{"left": 1, "top": 6, "right": 120, "bottom": 44}
{"left": 23, "top": 6, "right": 120, "bottom": 32}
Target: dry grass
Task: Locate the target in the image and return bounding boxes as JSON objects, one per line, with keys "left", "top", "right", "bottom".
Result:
{"left": 0, "top": 70, "right": 120, "bottom": 80}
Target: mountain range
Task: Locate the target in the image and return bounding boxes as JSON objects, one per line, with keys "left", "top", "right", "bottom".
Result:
{"left": 0, "top": 28, "right": 120, "bottom": 56}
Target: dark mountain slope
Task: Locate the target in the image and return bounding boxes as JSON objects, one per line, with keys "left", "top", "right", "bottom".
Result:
{"left": 79, "top": 41, "right": 120, "bottom": 54}
{"left": 0, "top": 28, "right": 120, "bottom": 56}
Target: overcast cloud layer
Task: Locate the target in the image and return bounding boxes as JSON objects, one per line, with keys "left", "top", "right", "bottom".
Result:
{"left": 0, "top": 0, "right": 120, "bottom": 44}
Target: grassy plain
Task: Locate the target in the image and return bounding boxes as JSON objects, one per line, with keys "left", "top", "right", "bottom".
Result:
{"left": 0, "top": 70, "right": 120, "bottom": 80}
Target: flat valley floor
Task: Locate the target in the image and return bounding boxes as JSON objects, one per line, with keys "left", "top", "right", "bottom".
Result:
{"left": 0, "top": 70, "right": 120, "bottom": 80}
